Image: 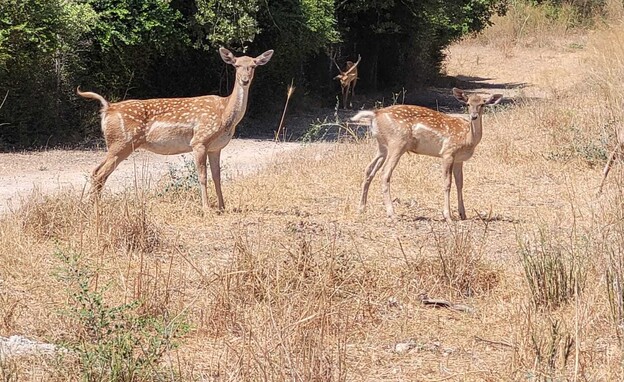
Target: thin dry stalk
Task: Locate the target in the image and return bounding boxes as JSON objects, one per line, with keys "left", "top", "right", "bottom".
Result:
{"left": 275, "top": 79, "right": 295, "bottom": 142}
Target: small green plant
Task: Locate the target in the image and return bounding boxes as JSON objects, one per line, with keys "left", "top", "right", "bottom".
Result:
{"left": 518, "top": 227, "right": 586, "bottom": 309}
{"left": 546, "top": 120, "right": 610, "bottom": 165}
{"left": 301, "top": 117, "right": 335, "bottom": 143}
{"left": 54, "top": 249, "right": 188, "bottom": 381}
{"left": 162, "top": 155, "right": 200, "bottom": 193}
{"left": 569, "top": 125, "right": 608, "bottom": 164}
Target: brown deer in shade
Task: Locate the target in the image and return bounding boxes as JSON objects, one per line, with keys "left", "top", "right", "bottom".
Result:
{"left": 333, "top": 54, "right": 361, "bottom": 109}
{"left": 351, "top": 88, "right": 503, "bottom": 221}
{"left": 78, "top": 47, "right": 274, "bottom": 211}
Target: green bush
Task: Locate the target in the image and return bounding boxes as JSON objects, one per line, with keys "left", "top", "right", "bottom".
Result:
{"left": 54, "top": 249, "right": 189, "bottom": 381}
{"left": 0, "top": 0, "right": 508, "bottom": 148}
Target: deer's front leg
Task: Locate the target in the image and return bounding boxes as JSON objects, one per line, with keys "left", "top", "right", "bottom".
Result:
{"left": 442, "top": 156, "right": 454, "bottom": 222}
{"left": 193, "top": 145, "right": 209, "bottom": 210}
{"left": 208, "top": 150, "right": 224, "bottom": 211}
{"left": 380, "top": 150, "right": 404, "bottom": 218}
{"left": 453, "top": 161, "right": 466, "bottom": 220}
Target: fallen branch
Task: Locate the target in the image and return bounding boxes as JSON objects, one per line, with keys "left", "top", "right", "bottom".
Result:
{"left": 419, "top": 294, "right": 474, "bottom": 313}
{"left": 474, "top": 335, "right": 515, "bottom": 348}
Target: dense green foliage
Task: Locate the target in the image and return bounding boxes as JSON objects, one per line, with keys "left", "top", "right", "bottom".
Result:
{"left": 0, "top": 0, "right": 509, "bottom": 148}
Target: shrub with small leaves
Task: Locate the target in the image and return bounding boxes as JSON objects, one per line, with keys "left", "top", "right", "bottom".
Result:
{"left": 54, "top": 249, "right": 189, "bottom": 381}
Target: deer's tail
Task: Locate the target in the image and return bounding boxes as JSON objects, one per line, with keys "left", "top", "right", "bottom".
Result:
{"left": 76, "top": 87, "right": 109, "bottom": 111}
{"left": 351, "top": 110, "right": 375, "bottom": 122}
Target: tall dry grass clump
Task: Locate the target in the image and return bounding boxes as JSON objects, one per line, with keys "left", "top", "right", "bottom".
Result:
{"left": 16, "top": 189, "right": 162, "bottom": 254}
{"left": 597, "top": 183, "right": 624, "bottom": 345}
{"left": 426, "top": 222, "right": 500, "bottom": 298}
{"left": 585, "top": 19, "right": 624, "bottom": 162}
{"left": 201, "top": 231, "right": 354, "bottom": 380}
{"left": 17, "top": 189, "right": 88, "bottom": 240}
{"left": 518, "top": 226, "right": 587, "bottom": 309}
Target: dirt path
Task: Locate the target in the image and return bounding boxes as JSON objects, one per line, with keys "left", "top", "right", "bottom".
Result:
{"left": 0, "top": 139, "right": 301, "bottom": 213}
{"left": 444, "top": 41, "right": 586, "bottom": 98}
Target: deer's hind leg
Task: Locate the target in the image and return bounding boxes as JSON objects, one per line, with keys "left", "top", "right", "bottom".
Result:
{"left": 192, "top": 145, "right": 210, "bottom": 211}
{"left": 91, "top": 114, "right": 136, "bottom": 198}
{"left": 380, "top": 147, "right": 407, "bottom": 218}
{"left": 91, "top": 143, "right": 134, "bottom": 197}
{"left": 360, "top": 144, "right": 387, "bottom": 212}
{"left": 208, "top": 150, "right": 224, "bottom": 211}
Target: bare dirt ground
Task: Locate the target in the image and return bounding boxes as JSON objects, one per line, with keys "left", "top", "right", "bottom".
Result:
{"left": 0, "top": 139, "right": 301, "bottom": 213}
{"left": 443, "top": 38, "right": 587, "bottom": 98}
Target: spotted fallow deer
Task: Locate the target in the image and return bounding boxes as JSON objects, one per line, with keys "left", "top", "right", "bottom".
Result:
{"left": 78, "top": 47, "right": 274, "bottom": 211}
{"left": 351, "top": 88, "right": 503, "bottom": 221}
{"left": 333, "top": 55, "right": 361, "bottom": 109}
{"left": 598, "top": 126, "right": 624, "bottom": 193}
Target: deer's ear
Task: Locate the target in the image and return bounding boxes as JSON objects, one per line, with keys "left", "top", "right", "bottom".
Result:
{"left": 452, "top": 88, "right": 468, "bottom": 104}
{"left": 219, "top": 48, "right": 237, "bottom": 65}
{"left": 254, "top": 50, "right": 274, "bottom": 66}
{"left": 485, "top": 93, "right": 503, "bottom": 105}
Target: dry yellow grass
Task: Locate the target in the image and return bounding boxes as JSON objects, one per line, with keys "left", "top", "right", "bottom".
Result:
{"left": 4, "top": 7, "right": 624, "bottom": 382}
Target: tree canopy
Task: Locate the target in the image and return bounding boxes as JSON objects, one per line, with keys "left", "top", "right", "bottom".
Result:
{"left": 0, "top": 0, "right": 506, "bottom": 148}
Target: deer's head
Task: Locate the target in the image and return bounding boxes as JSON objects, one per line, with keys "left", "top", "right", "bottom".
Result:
{"left": 453, "top": 88, "right": 503, "bottom": 121}
{"left": 219, "top": 48, "right": 274, "bottom": 87}
{"left": 332, "top": 55, "right": 361, "bottom": 87}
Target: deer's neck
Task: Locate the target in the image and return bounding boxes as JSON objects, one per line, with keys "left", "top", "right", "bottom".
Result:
{"left": 222, "top": 81, "right": 250, "bottom": 129}
{"left": 466, "top": 116, "right": 483, "bottom": 147}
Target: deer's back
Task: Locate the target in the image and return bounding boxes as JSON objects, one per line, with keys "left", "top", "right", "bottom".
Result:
{"left": 374, "top": 105, "right": 467, "bottom": 155}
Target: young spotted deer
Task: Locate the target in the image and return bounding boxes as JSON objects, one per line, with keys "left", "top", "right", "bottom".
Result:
{"left": 352, "top": 88, "right": 503, "bottom": 221}
{"left": 78, "top": 48, "right": 273, "bottom": 211}
{"left": 598, "top": 126, "right": 624, "bottom": 193}
{"left": 333, "top": 55, "right": 361, "bottom": 109}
